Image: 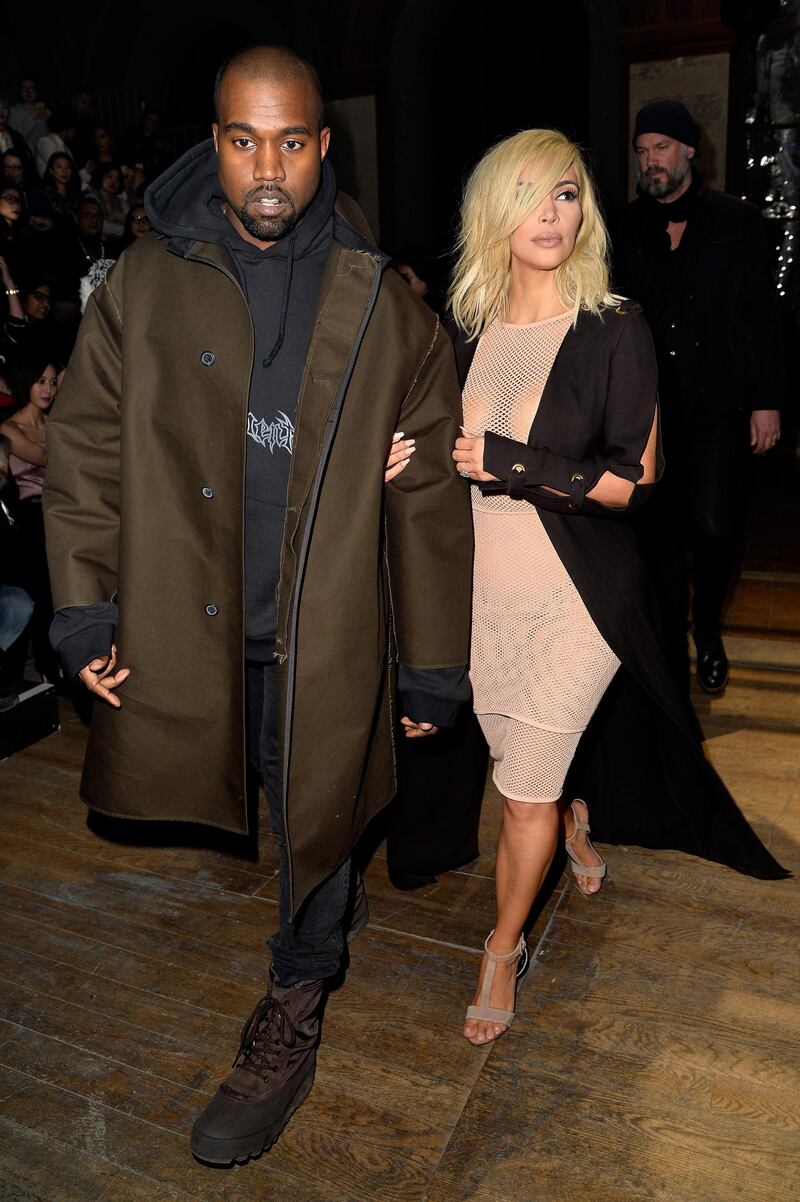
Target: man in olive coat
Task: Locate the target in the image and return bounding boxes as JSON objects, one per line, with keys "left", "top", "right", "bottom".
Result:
{"left": 44, "top": 46, "right": 472, "bottom": 1166}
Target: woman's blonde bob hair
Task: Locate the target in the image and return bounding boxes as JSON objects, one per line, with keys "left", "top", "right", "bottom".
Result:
{"left": 449, "top": 128, "right": 621, "bottom": 338}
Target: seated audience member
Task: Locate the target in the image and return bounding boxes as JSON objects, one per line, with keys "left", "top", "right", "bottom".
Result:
{"left": 78, "top": 124, "right": 116, "bottom": 186}
{"left": 0, "top": 432, "right": 34, "bottom": 709}
{"left": 120, "top": 161, "right": 146, "bottom": 208}
{"left": 59, "top": 196, "right": 118, "bottom": 303}
{"left": 0, "top": 98, "right": 36, "bottom": 178}
{"left": 0, "top": 353, "right": 60, "bottom": 682}
{"left": 1, "top": 149, "right": 38, "bottom": 210}
{"left": 9, "top": 79, "right": 49, "bottom": 153}
{"left": 40, "top": 152, "right": 82, "bottom": 216}
{"left": 88, "top": 163, "right": 127, "bottom": 237}
{"left": 0, "top": 186, "right": 26, "bottom": 277}
{"left": 35, "top": 109, "right": 77, "bottom": 178}
{"left": 120, "top": 202, "right": 151, "bottom": 247}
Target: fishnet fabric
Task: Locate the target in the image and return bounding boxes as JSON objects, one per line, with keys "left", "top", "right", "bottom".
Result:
{"left": 464, "top": 315, "right": 619, "bottom": 803}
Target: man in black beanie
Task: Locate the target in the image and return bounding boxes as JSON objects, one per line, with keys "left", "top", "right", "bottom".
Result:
{"left": 613, "top": 100, "right": 784, "bottom": 697}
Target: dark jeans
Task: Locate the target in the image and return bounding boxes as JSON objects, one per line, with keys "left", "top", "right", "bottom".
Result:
{"left": 246, "top": 660, "right": 352, "bottom": 988}
{"left": 637, "top": 413, "right": 748, "bottom": 688}
{"left": 4, "top": 499, "right": 59, "bottom": 680}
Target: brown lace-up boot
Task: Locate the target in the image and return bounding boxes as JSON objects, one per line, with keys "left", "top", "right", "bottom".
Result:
{"left": 191, "top": 966, "right": 324, "bottom": 1166}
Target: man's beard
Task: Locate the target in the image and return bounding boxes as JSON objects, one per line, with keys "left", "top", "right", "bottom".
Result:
{"left": 235, "top": 185, "right": 298, "bottom": 241}
{"left": 638, "top": 156, "right": 691, "bottom": 200}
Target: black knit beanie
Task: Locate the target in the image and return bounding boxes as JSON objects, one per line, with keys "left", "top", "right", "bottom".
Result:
{"left": 633, "top": 101, "right": 700, "bottom": 149}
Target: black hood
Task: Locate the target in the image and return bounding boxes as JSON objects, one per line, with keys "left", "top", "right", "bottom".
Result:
{"left": 144, "top": 137, "right": 338, "bottom": 260}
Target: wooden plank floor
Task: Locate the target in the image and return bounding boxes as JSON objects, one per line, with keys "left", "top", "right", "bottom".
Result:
{"left": 0, "top": 456, "right": 798, "bottom": 1200}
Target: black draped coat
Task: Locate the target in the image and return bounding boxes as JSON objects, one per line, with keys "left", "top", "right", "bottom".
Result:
{"left": 387, "top": 305, "right": 787, "bottom": 881}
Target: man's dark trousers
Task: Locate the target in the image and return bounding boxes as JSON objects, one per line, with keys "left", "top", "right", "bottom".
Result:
{"left": 636, "top": 406, "right": 749, "bottom": 689}
{"left": 246, "top": 661, "right": 351, "bottom": 986}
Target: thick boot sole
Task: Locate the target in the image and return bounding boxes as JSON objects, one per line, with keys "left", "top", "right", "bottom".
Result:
{"left": 696, "top": 673, "right": 728, "bottom": 696}
{"left": 190, "top": 1060, "right": 315, "bottom": 1167}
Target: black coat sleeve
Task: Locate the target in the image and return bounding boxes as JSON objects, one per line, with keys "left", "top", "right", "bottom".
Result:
{"left": 740, "top": 207, "right": 786, "bottom": 412}
{"left": 481, "top": 311, "right": 663, "bottom": 516}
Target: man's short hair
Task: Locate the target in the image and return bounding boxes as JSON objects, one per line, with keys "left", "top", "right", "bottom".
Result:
{"left": 213, "top": 44, "right": 324, "bottom": 127}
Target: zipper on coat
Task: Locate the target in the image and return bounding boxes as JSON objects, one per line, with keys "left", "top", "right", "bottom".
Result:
{"left": 282, "top": 253, "right": 384, "bottom": 918}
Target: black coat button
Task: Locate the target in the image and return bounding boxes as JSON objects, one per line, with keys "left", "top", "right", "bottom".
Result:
{"left": 202, "top": 486, "right": 214, "bottom": 498}
{"left": 201, "top": 352, "right": 215, "bottom": 366}
{"left": 205, "top": 604, "right": 218, "bottom": 616}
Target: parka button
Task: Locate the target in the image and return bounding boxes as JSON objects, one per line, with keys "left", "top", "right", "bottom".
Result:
{"left": 202, "top": 486, "right": 214, "bottom": 498}
{"left": 205, "top": 604, "right": 218, "bottom": 616}
{"left": 200, "top": 351, "right": 215, "bottom": 366}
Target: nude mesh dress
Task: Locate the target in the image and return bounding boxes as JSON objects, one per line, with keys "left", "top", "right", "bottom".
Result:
{"left": 463, "top": 312, "right": 620, "bottom": 803}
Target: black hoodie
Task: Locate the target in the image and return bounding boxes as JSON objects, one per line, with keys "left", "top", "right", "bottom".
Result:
{"left": 146, "top": 140, "right": 336, "bottom": 659}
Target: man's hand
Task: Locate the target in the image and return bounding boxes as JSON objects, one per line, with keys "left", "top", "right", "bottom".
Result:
{"left": 750, "top": 409, "right": 781, "bottom": 454}
{"left": 400, "top": 716, "right": 439, "bottom": 739}
{"left": 452, "top": 429, "right": 499, "bottom": 482}
{"left": 78, "top": 643, "right": 130, "bottom": 708}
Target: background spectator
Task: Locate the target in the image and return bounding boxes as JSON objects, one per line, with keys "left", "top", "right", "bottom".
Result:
{"left": 9, "top": 79, "right": 50, "bottom": 153}
{"left": 40, "top": 152, "right": 81, "bottom": 216}
{"left": 35, "top": 109, "right": 77, "bottom": 177}
{"left": 120, "top": 202, "right": 151, "bottom": 247}
{"left": 0, "top": 97, "right": 36, "bottom": 178}
{"left": 120, "top": 161, "right": 146, "bottom": 208}
{"left": 0, "top": 352, "right": 60, "bottom": 683}
{"left": 2, "top": 148, "right": 38, "bottom": 208}
{"left": 88, "top": 163, "right": 127, "bottom": 237}
{"left": 78, "top": 125, "right": 116, "bottom": 187}
{"left": 0, "top": 187, "right": 26, "bottom": 277}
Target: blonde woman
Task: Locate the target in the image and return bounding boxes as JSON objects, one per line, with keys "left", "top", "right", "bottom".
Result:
{"left": 386, "top": 128, "right": 787, "bottom": 1046}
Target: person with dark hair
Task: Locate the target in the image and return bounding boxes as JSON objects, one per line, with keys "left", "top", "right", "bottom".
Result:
{"left": 0, "top": 185, "right": 26, "bottom": 277}
{"left": 0, "top": 352, "right": 59, "bottom": 681}
{"left": 88, "top": 162, "right": 127, "bottom": 236}
{"left": 0, "top": 97, "right": 37, "bottom": 181}
{"left": 120, "top": 162, "right": 146, "bottom": 209}
{"left": 614, "top": 101, "right": 784, "bottom": 695}
{"left": 35, "top": 109, "right": 77, "bottom": 177}
{"left": 119, "top": 202, "right": 151, "bottom": 247}
{"left": 55, "top": 196, "right": 117, "bottom": 303}
{"left": 2, "top": 148, "right": 37, "bottom": 208}
{"left": 78, "top": 124, "right": 116, "bottom": 187}
{"left": 40, "top": 151, "right": 82, "bottom": 216}
{"left": 45, "top": 42, "right": 472, "bottom": 1168}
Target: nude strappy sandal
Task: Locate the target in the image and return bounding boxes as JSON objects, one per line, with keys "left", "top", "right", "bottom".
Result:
{"left": 464, "top": 930, "right": 528, "bottom": 1044}
{"left": 565, "top": 798, "right": 607, "bottom": 897}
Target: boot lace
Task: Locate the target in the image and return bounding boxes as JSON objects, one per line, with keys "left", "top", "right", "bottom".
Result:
{"left": 234, "top": 993, "right": 297, "bottom": 1076}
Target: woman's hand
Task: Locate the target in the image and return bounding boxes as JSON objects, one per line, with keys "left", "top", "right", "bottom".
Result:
{"left": 384, "top": 430, "right": 416, "bottom": 482}
{"left": 0, "top": 256, "right": 14, "bottom": 289}
{"left": 452, "top": 430, "right": 498, "bottom": 482}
